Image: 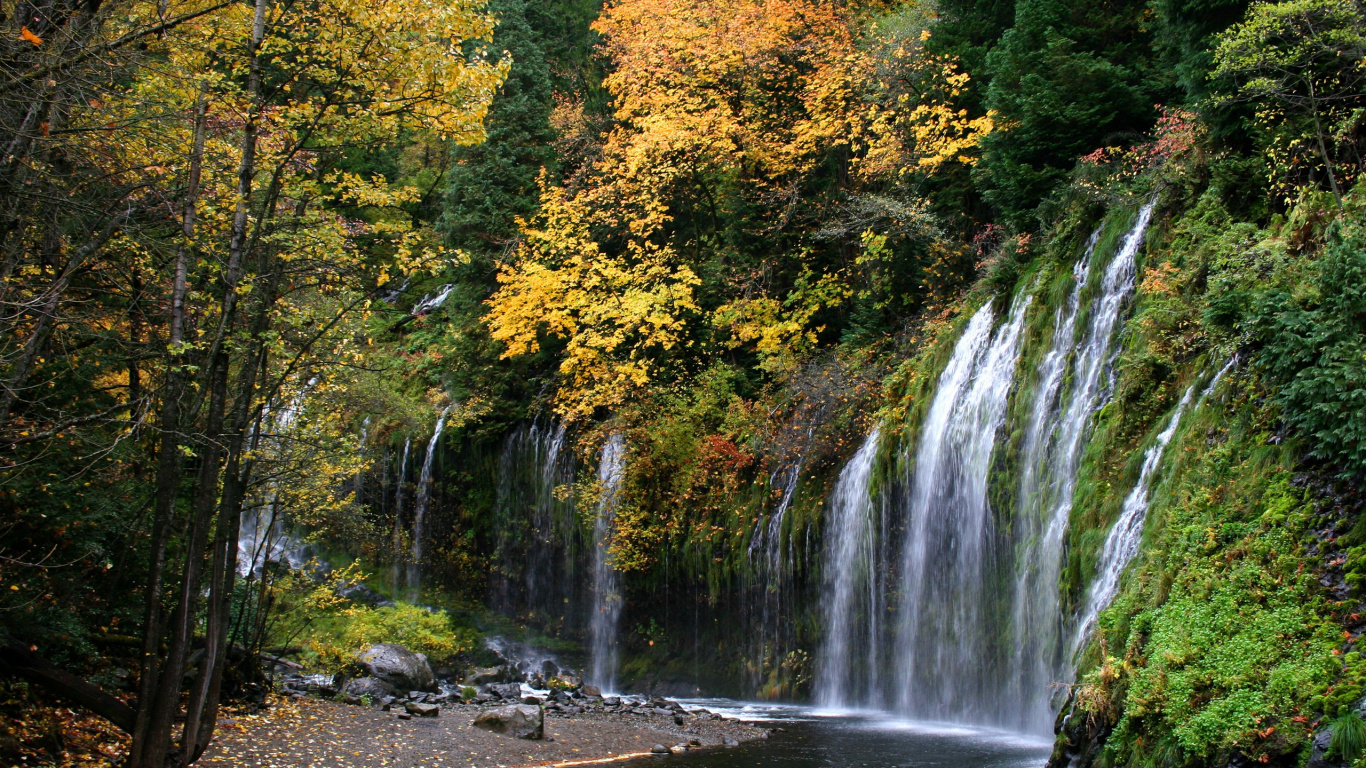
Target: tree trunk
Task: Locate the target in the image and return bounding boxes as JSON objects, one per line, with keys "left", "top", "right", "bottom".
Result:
{"left": 130, "top": 82, "right": 209, "bottom": 768}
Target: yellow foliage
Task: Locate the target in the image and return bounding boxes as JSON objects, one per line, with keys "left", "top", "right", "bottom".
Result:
{"left": 486, "top": 181, "right": 700, "bottom": 418}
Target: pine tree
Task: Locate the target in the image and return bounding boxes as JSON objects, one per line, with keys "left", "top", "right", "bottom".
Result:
{"left": 441, "top": 0, "right": 558, "bottom": 255}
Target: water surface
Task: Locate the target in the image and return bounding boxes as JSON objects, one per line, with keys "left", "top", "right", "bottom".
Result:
{"left": 669, "top": 702, "right": 1052, "bottom": 768}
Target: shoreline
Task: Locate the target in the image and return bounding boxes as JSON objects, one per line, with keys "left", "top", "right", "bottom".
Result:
{"left": 198, "top": 695, "right": 769, "bottom": 768}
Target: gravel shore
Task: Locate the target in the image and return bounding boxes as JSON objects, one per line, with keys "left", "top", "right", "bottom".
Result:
{"left": 197, "top": 695, "right": 769, "bottom": 768}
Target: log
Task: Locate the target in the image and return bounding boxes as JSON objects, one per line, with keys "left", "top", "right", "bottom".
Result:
{"left": 0, "top": 640, "right": 136, "bottom": 733}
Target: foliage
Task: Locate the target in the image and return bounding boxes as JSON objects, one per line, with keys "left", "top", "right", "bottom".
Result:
{"left": 1251, "top": 202, "right": 1366, "bottom": 476}
{"left": 1212, "top": 0, "right": 1366, "bottom": 205}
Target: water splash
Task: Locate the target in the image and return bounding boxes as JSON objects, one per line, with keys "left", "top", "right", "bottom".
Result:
{"left": 409, "top": 405, "right": 453, "bottom": 595}
{"left": 893, "top": 294, "right": 1030, "bottom": 725}
{"left": 590, "top": 433, "right": 627, "bottom": 691}
{"left": 816, "top": 428, "right": 883, "bottom": 708}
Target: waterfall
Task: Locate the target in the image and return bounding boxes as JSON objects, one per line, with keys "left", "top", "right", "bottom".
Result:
{"left": 237, "top": 379, "right": 316, "bottom": 578}
{"left": 1071, "top": 381, "right": 1196, "bottom": 655}
{"left": 1071, "top": 358, "right": 1233, "bottom": 656}
{"left": 892, "top": 293, "right": 1029, "bottom": 723}
{"left": 392, "top": 437, "right": 410, "bottom": 591}
{"left": 408, "top": 405, "right": 452, "bottom": 594}
{"left": 492, "top": 420, "right": 578, "bottom": 630}
{"left": 590, "top": 433, "right": 627, "bottom": 691}
{"left": 1005, "top": 201, "right": 1155, "bottom": 731}
{"left": 816, "top": 428, "right": 883, "bottom": 709}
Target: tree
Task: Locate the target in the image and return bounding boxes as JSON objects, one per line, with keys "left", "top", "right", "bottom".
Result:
{"left": 1212, "top": 0, "right": 1366, "bottom": 207}
{"left": 442, "top": 0, "right": 559, "bottom": 255}
{"left": 0, "top": 1, "right": 505, "bottom": 765}
{"left": 980, "top": 0, "right": 1162, "bottom": 227}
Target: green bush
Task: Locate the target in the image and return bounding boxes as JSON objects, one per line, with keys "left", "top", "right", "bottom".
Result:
{"left": 305, "top": 602, "right": 479, "bottom": 672}
{"left": 1252, "top": 218, "right": 1366, "bottom": 476}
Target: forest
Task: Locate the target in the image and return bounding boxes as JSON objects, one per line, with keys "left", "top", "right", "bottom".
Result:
{"left": 1, "top": 0, "right": 1365, "bottom": 766}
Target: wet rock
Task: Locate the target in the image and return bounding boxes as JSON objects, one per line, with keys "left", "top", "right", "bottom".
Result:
{"left": 603, "top": 696, "right": 620, "bottom": 707}
{"left": 404, "top": 701, "right": 440, "bottom": 717}
{"left": 396, "top": 712, "right": 412, "bottom": 720}
{"left": 473, "top": 705, "right": 544, "bottom": 740}
{"left": 487, "top": 682, "right": 522, "bottom": 700}
{"left": 1307, "top": 728, "right": 1346, "bottom": 768}
{"left": 342, "top": 677, "right": 399, "bottom": 699}
{"left": 467, "top": 666, "right": 512, "bottom": 685}
{"left": 541, "top": 659, "right": 560, "bottom": 678}
{"left": 336, "top": 581, "right": 395, "bottom": 608}
{"left": 357, "top": 644, "right": 436, "bottom": 692}
{"left": 581, "top": 684, "right": 602, "bottom": 697}
{"left": 674, "top": 713, "right": 685, "bottom": 725}
{"left": 651, "top": 744, "right": 672, "bottom": 754}
{"left": 723, "top": 737, "right": 739, "bottom": 747}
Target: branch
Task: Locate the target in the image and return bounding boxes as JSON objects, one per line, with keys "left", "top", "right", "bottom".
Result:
{"left": 0, "top": 1, "right": 236, "bottom": 92}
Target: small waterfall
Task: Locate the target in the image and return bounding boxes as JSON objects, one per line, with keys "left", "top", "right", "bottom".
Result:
{"left": 392, "top": 438, "right": 411, "bottom": 591}
{"left": 1072, "top": 383, "right": 1196, "bottom": 655}
{"left": 237, "top": 380, "right": 315, "bottom": 578}
{"left": 1071, "top": 359, "right": 1234, "bottom": 655}
{"left": 492, "top": 420, "right": 578, "bottom": 631}
{"left": 893, "top": 293, "right": 1030, "bottom": 723}
{"left": 1005, "top": 201, "right": 1156, "bottom": 731}
{"left": 237, "top": 504, "right": 308, "bottom": 578}
{"left": 408, "top": 405, "right": 452, "bottom": 594}
{"left": 816, "top": 428, "right": 883, "bottom": 708}
{"left": 590, "top": 433, "right": 627, "bottom": 691}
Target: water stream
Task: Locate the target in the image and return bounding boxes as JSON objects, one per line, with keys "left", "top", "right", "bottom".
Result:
{"left": 893, "top": 294, "right": 1030, "bottom": 726}
{"left": 816, "top": 428, "right": 884, "bottom": 708}
{"left": 408, "top": 405, "right": 452, "bottom": 595}
{"left": 590, "top": 433, "right": 628, "bottom": 691}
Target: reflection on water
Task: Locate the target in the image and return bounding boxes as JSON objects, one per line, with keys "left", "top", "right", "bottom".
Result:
{"left": 663, "top": 702, "right": 1052, "bottom": 768}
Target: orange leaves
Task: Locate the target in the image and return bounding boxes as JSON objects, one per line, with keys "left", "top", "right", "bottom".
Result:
{"left": 19, "top": 27, "right": 42, "bottom": 46}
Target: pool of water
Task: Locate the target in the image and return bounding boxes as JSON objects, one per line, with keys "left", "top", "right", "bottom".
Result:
{"left": 664, "top": 702, "right": 1053, "bottom": 768}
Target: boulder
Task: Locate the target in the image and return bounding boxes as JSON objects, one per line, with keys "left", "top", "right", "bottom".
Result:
{"left": 581, "top": 684, "right": 602, "bottom": 697}
{"left": 651, "top": 744, "right": 672, "bottom": 754}
{"left": 357, "top": 644, "right": 436, "bottom": 692}
{"left": 487, "top": 682, "right": 522, "bottom": 700}
{"left": 404, "top": 701, "right": 440, "bottom": 717}
{"left": 552, "top": 673, "right": 582, "bottom": 690}
{"left": 473, "top": 705, "right": 544, "bottom": 740}
{"left": 342, "top": 677, "right": 400, "bottom": 699}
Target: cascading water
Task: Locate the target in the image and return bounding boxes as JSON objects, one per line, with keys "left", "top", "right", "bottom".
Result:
{"left": 492, "top": 420, "right": 579, "bottom": 631}
{"left": 893, "top": 294, "right": 1030, "bottom": 725}
{"left": 1071, "top": 383, "right": 1195, "bottom": 654}
{"left": 408, "top": 405, "right": 452, "bottom": 594}
{"left": 816, "top": 428, "right": 883, "bottom": 709}
{"left": 1071, "top": 359, "right": 1234, "bottom": 655}
{"left": 1006, "top": 201, "right": 1156, "bottom": 730}
{"left": 392, "top": 438, "right": 410, "bottom": 590}
{"left": 590, "top": 433, "right": 627, "bottom": 691}
{"left": 237, "top": 380, "right": 316, "bottom": 578}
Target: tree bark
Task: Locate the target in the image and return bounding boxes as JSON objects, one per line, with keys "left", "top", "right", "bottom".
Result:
{"left": 130, "top": 82, "right": 208, "bottom": 768}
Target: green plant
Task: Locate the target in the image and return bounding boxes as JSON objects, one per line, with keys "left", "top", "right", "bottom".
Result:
{"left": 1331, "top": 710, "right": 1366, "bottom": 763}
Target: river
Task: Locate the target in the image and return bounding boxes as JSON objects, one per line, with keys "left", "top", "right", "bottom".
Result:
{"left": 671, "top": 702, "right": 1052, "bottom": 768}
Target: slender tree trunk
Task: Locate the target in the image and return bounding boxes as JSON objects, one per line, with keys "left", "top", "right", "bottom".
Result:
{"left": 130, "top": 83, "right": 209, "bottom": 768}
{"left": 182, "top": 265, "right": 278, "bottom": 764}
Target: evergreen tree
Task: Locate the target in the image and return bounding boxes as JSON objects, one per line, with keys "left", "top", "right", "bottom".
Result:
{"left": 441, "top": 0, "right": 558, "bottom": 255}
{"left": 978, "top": 0, "right": 1163, "bottom": 228}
